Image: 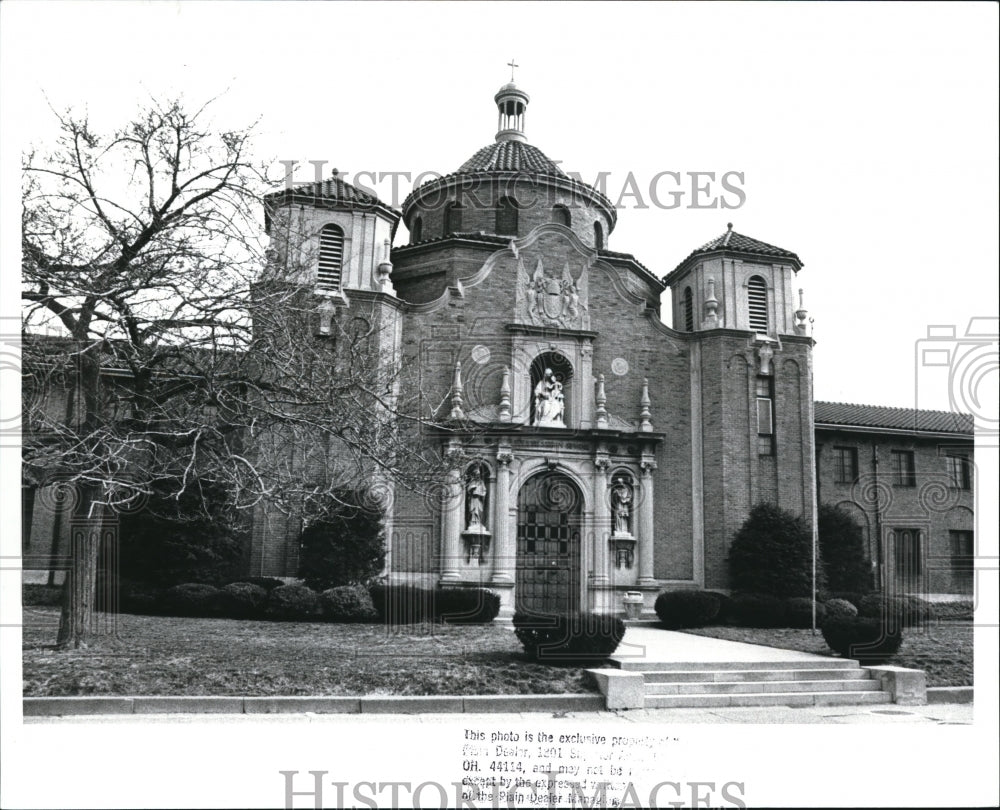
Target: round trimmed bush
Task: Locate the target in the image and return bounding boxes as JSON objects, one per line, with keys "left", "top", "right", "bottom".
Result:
{"left": 222, "top": 582, "right": 268, "bottom": 618}
{"left": 369, "top": 584, "right": 435, "bottom": 624}
{"left": 435, "top": 588, "right": 502, "bottom": 624}
{"left": 824, "top": 598, "right": 859, "bottom": 620}
{"left": 821, "top": 616, "right": 904, "bottom": 662}
{"left": 858, "top": 594, "right": 935, "bottom": 628}
{"left": 265, "top": 584, "right": 320, "bottom": 621}
{"left": 235, "top": 577, "right": 285, "bottom": 593}
{"left": 163, "top": 583, "right": 225, "bottom": 617}
{"left": 728, "top": 593, "right": 786, "bottom": 627}
{"left": 654, "top": 590, "right": 721, "bottom": 629}
{"left": 513, "top": 612, "right": 625, "bottom": 663}
{"left": 320, "top": 585, "right": 378, "bottom": 623}
{"left": 825, "top": 591, "right": 867, "bottom": 610}
{"left": 703, "top": 591, "right": 734, "bottom": 623}
{"left": 784, "top": 597, "right": 826, "bottom": 629}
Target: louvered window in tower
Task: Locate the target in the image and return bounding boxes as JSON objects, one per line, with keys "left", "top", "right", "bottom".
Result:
{"left": 317, "top": 224, "right": 345, "bottom": 291}
{"left": 747, "top": 275, "right": 768, "bottom": 333}
{"left": 683, "top": 287, "right": 694, "bottom": 332}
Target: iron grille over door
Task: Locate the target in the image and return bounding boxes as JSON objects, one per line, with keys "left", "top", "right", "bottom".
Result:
{"left": 515, "top": 472, "right": 581, "bottom": 615}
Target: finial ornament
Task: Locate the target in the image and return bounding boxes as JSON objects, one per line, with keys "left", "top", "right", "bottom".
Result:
{"left": 794, "top": 287, "right": 809, "bottom": 335}
{"left": 507, "top": 58, "right": 519, "bottom": 81}
{"left": 498, "top": 366, "right": 512, "bottom": 422}
{"left": 639, "top": 378, "right": 653, "bottom": 432}
{"left": 595, "top": 373, "right": 608, "bottom": 428}
{"left": 449, "top": 362, "right": 465, "bottom": 420}
{"left": 702, "top": 276, "right": 720, "bottom": 329}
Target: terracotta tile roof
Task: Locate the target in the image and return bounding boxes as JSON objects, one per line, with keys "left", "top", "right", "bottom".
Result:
{"left": 664, "top": 225, "right": 802, "bottom": 283}
{"left": 264, "top": 175, "right": 397, "bottom": 212}
{"left": 696, "top": 228, "right": 798, "bottom": 260}
{"left": 457, "top": 141, "right": 568, "bottom": 177}
{"left": 814, "top": 401, "right": 974, "bottom": 435}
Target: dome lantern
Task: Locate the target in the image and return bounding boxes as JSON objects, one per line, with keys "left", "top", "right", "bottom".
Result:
{"left": 495, "top": 61, "right": 530, "bottom": 143}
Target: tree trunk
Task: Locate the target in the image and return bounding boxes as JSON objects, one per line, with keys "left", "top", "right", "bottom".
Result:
{"left": 55, "top": 487, "right": 104, "bottom": 649}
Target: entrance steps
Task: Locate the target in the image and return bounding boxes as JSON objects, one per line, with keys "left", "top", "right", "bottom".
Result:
{"left": 587, "top": 627, "right": 926, "bottom": 709}
{"left": 590, "top": 658, "right": 894, "bottom": 709}
{"left": 641, "top": 661, "right": 890, "bottom": 708}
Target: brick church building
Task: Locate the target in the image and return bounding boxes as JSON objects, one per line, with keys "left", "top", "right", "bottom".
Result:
{"left": 23, "top": 79, "right": 976, "bottom": 614}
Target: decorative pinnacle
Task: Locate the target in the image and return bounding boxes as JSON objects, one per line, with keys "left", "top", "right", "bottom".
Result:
{"left": 449, "top": 361, "right": 465, "bottom": 420}
{"left": 595, "top": 373, "right": 608, "bottom": 428}
{"left": 639, "top": 378, "right": 652, "bottom": 432}
{"left": 498, "top": 366, "right": 512, "bottom": 422}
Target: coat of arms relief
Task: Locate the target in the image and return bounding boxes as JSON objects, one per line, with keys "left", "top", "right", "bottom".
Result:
{"left": 513, "top": 244, "right": 591, "bottom": 330}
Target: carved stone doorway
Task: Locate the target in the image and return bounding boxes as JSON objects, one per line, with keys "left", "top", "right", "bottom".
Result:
{"left": 515, "top": 471, "right": 582, "bottom": 614}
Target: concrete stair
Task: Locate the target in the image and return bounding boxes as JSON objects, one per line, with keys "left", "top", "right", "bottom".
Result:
{"left": 594, "top": 658, "right": 894, "bottom": 709}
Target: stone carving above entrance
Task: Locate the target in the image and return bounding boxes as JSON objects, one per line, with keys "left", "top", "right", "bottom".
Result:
{"left": 510, "top": 227, "right": 595, "bottom": 330}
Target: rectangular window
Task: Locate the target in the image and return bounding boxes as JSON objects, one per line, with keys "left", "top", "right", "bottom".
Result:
{"left": 890, "top": 450, "right": 916, "bottom": 487}
{"left": 755, "top": 376, "right": 774, "bottom": 456}
{"left": 946, "top": 454, "right": 971, "bottom": 490}
{"left": 833, "top": 446, "right": 859, "bottom": 484}
{"left": 950, "top": 530, "right": 974, "bottom": 589}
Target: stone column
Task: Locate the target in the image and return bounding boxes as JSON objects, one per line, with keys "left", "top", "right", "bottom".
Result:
{"left": 591, "top": 454, "right": 611, "bottom": 586}
{"left": 439, "top": 465, "right": 463, "bottom": 585}
{"left": 638, "top": 460, "right": 657, "bottom": 587}
{"left": 491, "top": 448, "right": 515, "bottom": 587}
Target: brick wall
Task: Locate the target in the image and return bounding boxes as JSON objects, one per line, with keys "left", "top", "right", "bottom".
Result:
{"left": 816, "top": 428, "right": 974, "bottom": 595}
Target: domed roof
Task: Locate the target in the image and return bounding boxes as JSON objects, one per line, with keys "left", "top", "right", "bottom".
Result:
{"left": 457, "top": 140, "right": 568, "bottom": 177}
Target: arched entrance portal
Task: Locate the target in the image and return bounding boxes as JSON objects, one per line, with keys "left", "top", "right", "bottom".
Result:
{"left": 515, "top": 471, "right": 583, "bottom": 614}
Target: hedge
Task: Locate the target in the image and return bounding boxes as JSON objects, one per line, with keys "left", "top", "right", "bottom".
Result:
{"left": 823, "top": 598, "right": 859, "bottom": 620}
{"left": 320, "top": 585, "right": 378, "bottom": 623}
{"left": 368, "top": 585, "right": 500, "bottom": 624}
{"left": 654, "top": 591, "right": 721, "bottom": 629}
{"left": 163, "top": 583, "right": 225, "bottom": 617}
{"left": 727, "top": 593, "right": 786, "bottom": 627}
{"left": 857, "top": 594, "right": 935, "bottom": 628}
{"left": 265, "top": 584, "right": 320, "bottom": 621}
{"left": 222, "top": 582, "right": 269, "bottom": 618}
{"left": 821, "top": 616, "right": 904, "bottom": 663}
{"left": 512, "top": 612, "right": 625, "bottom": 663}
{"left": 784, "top": 597, "right": 826, "bottom": 629}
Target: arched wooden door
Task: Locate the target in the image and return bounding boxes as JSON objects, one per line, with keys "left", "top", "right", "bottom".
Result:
{"left": 515, "top": 471, "right": 582, "bottom": 614}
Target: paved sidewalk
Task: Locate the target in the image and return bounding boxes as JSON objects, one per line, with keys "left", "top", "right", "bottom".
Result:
{"left": 611, "top": 626, "right": 837, "bottom": 667}
{"left": 23, "top": 703, "right": 974, "bottom": 725}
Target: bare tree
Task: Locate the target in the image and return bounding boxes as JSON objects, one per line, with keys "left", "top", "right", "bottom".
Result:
{"left": 22, "top": 98, "right": 456, "bottom": 648}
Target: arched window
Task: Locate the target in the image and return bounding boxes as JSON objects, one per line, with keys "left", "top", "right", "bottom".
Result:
{"left": 317, "top": 224, "right": 344, "bottom": 291}
{"left": 529, "top": 351, "right": 573, "bottom": 428}
{"left": 443, "top": 202, "right": 463, "bottom": 235}
{"left": 683, "top": 287, "right": 694, "bottom": 332}
{"left": 747, "top": 275, "right": 768, "bottom": 333}
{"left": 410, "top": 215, "right": 423, "bottom": 243}
{"left": 593, "top": 221, "right": 604, "bottom": 250}
{"left": 551, "top": 204, "right": 571, "bottom": 227}
{"left": 496, "top": 197, "right": 518, "bottom": 235}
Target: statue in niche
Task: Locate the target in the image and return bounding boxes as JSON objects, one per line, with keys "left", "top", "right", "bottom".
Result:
{"left": 611, "top": 476, "right": 633, "bottom": 536}
{"left": 465, "top": 464, "right": 488, "bottom": 532}
{"left": 533, "top": 368, "right": 565, "bottom": 427}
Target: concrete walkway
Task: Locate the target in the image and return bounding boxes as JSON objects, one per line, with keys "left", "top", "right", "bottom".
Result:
{"left": 23, "top": 703, "right": 973, "bottom": 725}
{"left": 611, "top": 626, "right": 838, "bottom": 668}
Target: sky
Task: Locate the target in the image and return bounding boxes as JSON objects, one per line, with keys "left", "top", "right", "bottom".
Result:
{"left": 1, "top": 4, "right": 998, "bottom": 808}
{"left": 3, "top": 1, "right": 998, "bottom": 417}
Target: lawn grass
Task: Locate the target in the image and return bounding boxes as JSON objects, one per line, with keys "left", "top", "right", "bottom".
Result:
{"left": 681, "top": 622, "right": 973, "bottom": 687}
{"left": 22, "top": 608, "right": 597, "bottom": 697}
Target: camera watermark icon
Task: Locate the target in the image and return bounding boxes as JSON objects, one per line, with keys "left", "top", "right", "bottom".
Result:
{"left": 915, "top": 317, "right": 999, "bottom": 438}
